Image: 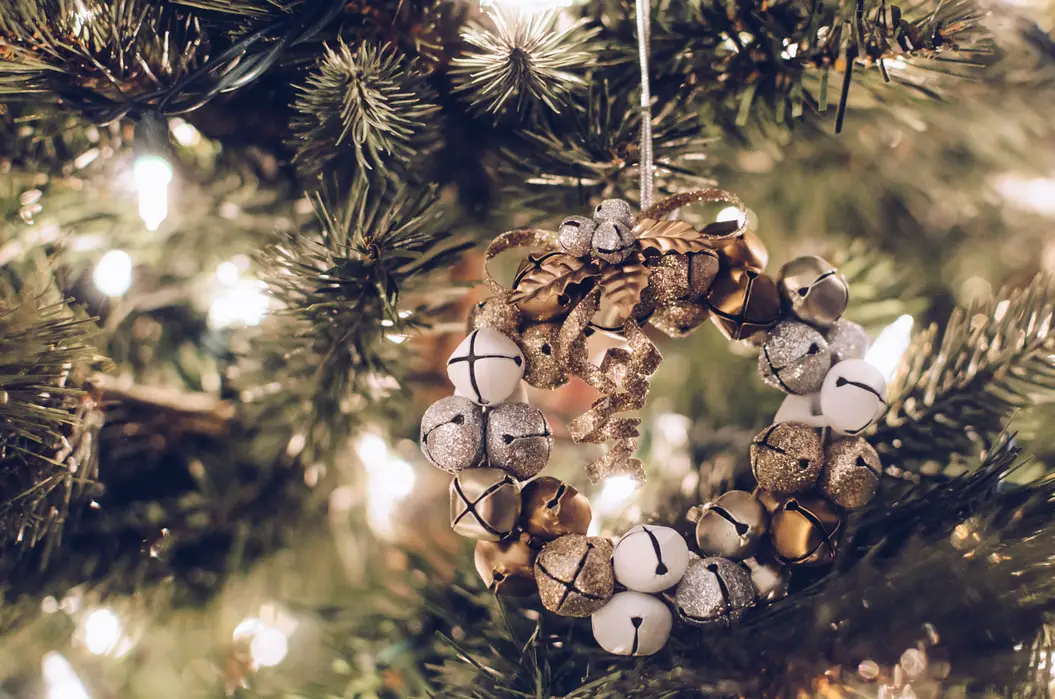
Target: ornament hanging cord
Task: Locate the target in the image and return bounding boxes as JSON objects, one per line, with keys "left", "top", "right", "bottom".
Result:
{"left": 637, "top": 0, "right": 654, "bottom": 209}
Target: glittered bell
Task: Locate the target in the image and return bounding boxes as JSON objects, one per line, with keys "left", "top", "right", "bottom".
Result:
{"left": 688, "top": 249, "right": 720, "bottom": 298}
{"left": 485, "top": 402, "right": 552, "bottom": 480}
{"left": 757, "top": 320, "right": 833, "bottom": 395}
{"left": 535, "top": 535, "right": 614, "bottom": 617}
{"left": 648, "top": 300, "right": 709, "bottom": 338}
{"left": 706, "top": 267, "right": 782, "bottom": 341}
{"left": 467, "top": 295, "right": 521, "bottom": 337}
{"left": 558, "top": 215, "right": 595, "bottom": 258}
{"left": 475, "top": 532, "right": 539, "bottom": 596}
{"left": 519, "top": 477, "right": 592, "bottom": 540}
{"left": 647, "top": 253, "right": 691, "bottom": 303}
{"left": 769, "top": 495, "right": 842, "bottom": 566}
{"left": 694, "top": 490, "right": 768, "bottom": 560}
{"left": 750, "top": 422, "right": 824, "bottom": 496}
{"left": 516, "top": 322, "right": 568, "bottom": 390}
{"left": 450, "top": 468, "right": 521, "bottom": 541}
{"left": 420, "top": 396, "right": 484, "bottom": 473}
{"left": 593, "top": 198, "right": 634, "bottom": 226}
{"left": 591, "top": 219, "right": 635, "bottom": 264}
{"left": 825, "top": 318, "right": 869, "bottom": 363}
{"left": 778, "top": 255, "right": 849, "bottom": 328}
{"left": 673, "top": 555, "right": 755, "bottom": 626}
{"left": 821, "top": 436, "right": 882, "bottom": 509}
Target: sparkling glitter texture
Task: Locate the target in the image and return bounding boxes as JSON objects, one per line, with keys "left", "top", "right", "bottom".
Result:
{"left": 822, "top": 436, "right": 882, "bottom": 509}
{"left": 485, "top": 402, "right": 552, "bottom": 480}
{"left": 825, "top": 318, "right": 870, "bottom": 362}
{"left": 673, "top": 555, "right": 755, "bottom": 625}
{"left": 558, "top": 215, "right": 595, "bottom": 258}
{"left": 647, "top": 253, "right": 691, "bottom": 303}
{"left": 750, "top": 422, "right": 824, "bottom": 495}
{"left": 420, "top": 396, "right": 484, "bottom": 473}
{"left": 688, "top": 250, "right": 720, "bottom": 298}
{"left": 468, "top": 295, "right": 521, "bottom": 337}
{"left": 517, "top": 322, "right": 568, "bottom": 389}
{"left": 535, "top": 535, "right": 615, "bottom": 617}
{"left": 649, "top": 300, "right": 710, "bottom": 338}
{"left": 757, "top": 320, "right": 832, "bottom": 395}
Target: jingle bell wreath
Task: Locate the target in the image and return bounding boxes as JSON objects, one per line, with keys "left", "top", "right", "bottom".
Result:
{"left": 419, "top": 189, "right": 890, "bottom": 656}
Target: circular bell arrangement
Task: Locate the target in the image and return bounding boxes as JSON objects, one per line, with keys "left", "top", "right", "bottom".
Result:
{"left": 419, "top": 190, "right": 889, "bottom": 656}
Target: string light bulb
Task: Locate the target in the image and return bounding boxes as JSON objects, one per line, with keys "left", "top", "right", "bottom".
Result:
{"left": 42, "top": 652, "right": 92, "bottom": 699}
{"left": 864, "top": 314, "right": 914, "bottom": 382}
{"left": 133, "top": 154, "right": 173, "bottom": 231}
{"left": 356, "top": 433, "right": 417, "bottom": 538}
{"left": 82, "top": 608, "right": 122, "bottom": 655}
{"left": 93, "top": 250, "right": 133, "bottom": 297}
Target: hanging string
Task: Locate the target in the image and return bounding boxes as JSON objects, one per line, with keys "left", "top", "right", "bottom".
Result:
{"left": 636, "top": 0, "right": 655, "bottom": 210}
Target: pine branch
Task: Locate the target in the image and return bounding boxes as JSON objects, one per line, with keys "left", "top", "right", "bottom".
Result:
{"left": 0, "top": 267, "right": 106, "bottom": 554}
{"left": 451, "top": 10, "right": 599, "bottom": 116}
{"left": 291, "top": 39, "right": 442, "bottom": 179}
{"left": 248, "top": 174, "right": 470, "bottom": 462}
{"left": 831, "top": 239, "right": 929, "bottom": 334}
{"left": 871, "top": 274, "right": 1055, "bottom": 466}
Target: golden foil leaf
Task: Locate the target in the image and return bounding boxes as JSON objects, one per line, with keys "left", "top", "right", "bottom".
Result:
{"left": 509, "top": 252, "right": 598, "bottom": 308}
{"left": 596, "top": 254, "right": 651, "bottom": 320}
{"left": 634, "top": 217, "right": 717, "bottom": 256}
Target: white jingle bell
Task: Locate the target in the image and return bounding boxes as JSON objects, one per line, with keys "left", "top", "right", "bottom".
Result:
{"left": 819, "top": 359, "right": 887, "bottom": 435}
{"left": 612, "top": 524, "right": 690, "bottom": 593}
{"left": 773, "top": 392, "right": 828, "bottom": 428}
{"left": 591, "top": 591, "right": 673, "bottom": 656}
{"left": 447, "top": 328, "right": 525, "bottom": 406}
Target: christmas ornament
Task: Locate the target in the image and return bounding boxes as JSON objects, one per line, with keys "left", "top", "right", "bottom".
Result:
{"left": 769, "top": 495, "right": 842, "bottom": 566}
{"left": 516, "top": 321, "right": 568, "bottom": 389}
{"left": 447, "top": 328, "right": 525, "bottom": 406}
{"left": 715, "top": 228, "right": 768, "bottom": 271}
{"left": 819, "top": 358, "right": 888, "bottom": 435}
{"left": 591, "top": 591, "right": 673, "bottom": 656}
{"left": 773, "top": 392, "right": 828, "bottom": 428}
{"left": 449, "top": 468, "right": 521, "bottom": 541}
{"left": 757, "top": 320, "right": 832, "bottom": 394}
{"left": 822, "top": 436, "right": 883, "bottom": 509}
{"left": 485, "top": 402, "right": 552, "bottom": 480}
{"left": 673, "top": 555, "right": 755, "bottom": 626}
{"left": 468, "top": 294, "right": 521, "bottom": 337}
{"left": 694, "top": 489, "right": 768, "bottom": 560}
{"left": 750, "top": 423, "right": 824, "bottom": 496}
{"left": 474, "top": 533, "right": 538, "bottom": 596}
{"left": 518, "top": 477, "right": 592, "bottom": 540}
{"left": 743, "top": 554, "right": 790, "bottom": 602}
{"left": 646, "top": 253, "right": 691, "bottom": 303}
{"left": 420, "top": 396, "right": 484, "bottom": 473}
{"left": 535, "top": 534, "right": 614, "bottom": 617}
{"left": 648, "top": 300, "right": 710, "bottom": 338}
{"left": 825, "top": 318, "right": 870, "bottom": 362}
{"left": 558, "top": 215, "right": 595, "bottom": 258}
{"left": 688, "top": 250, "right": 721, "bottom": 298}
{"left": 592, "top": 219, "right": 636, "bottom": 264}
{"left": 511, "top": 252, "right": 585, "bottom": 321}
{"left": 778, "top": 255, "right": 849, "bottom": 328}
{"left": 612, "top": 524, "right": 690, "bottom": 593}
{"left": 706, "top": 267, "right": 783, "bottom": 341}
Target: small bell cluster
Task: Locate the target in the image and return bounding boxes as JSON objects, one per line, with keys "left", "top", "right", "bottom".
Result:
{"left": 421, "top": 326, "right": 600, "bottom": 600}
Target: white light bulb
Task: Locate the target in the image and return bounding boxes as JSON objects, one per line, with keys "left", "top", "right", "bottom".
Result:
{"left": 169, "top": 118, "right": 202, "bottom": 147}
{"left": 208, "top": 279, "right": 269, "bottom": 329}
{"left": 133, "top": 154, "right": 173, "bottom": 231}
{"left": 480, "top": 0, "right": 574, "bottom": 10}
{"left": 864, "top": 314, "right": 914, "bottom": 382}
{"left": 249, "top": 627, "right": 289, "bottom": 668}
{"left": 356, "top": 433, "right": 417, "bottom": 538}
{"left": 215, "top": 261, "right": 241, "bottom": 287}
{"left": 93, "top": 250, "right": 133, "bottom": 297}
{"left": 42, "top": 652, "right": 92, "bottom": 699}
{"left": 594, "top": 475, "right": 639, "bottom": 515}
{"left": 83, "top": 608, "right": 122, "bottom": 655}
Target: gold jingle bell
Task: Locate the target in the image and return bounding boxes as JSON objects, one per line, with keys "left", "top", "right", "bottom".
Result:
{"left": 769, "top": 495, "right": 842, "bottom": 566}
{"left": 706, "top": 267, "right": 782, "bottom": 341}
{"left": 715, "top": 228, "right": 769, "bottom": 272}
{"left": 468, "top": 295, "right": 521, "bottom": 337}
{"left": 749, "top": 422, "right": 825, "bottom": 496}
{"left": 535, "top": 534, "right": 614, "bottom": 617}
{"left": 649, "top": 300, "right": 710, "bottom": 338}
{"left": 450, "top": 468, "right": 521, "bottom": 541}
{"left": 516, "top": 322, "right": 568, "bottom": 390}
{"left": 821, "top": 436, "right": 883, "bottom": 510}
{"left": 694, "top": 489, "right": 769, "bottom": 560}
{"left": 519, "top": 477, "right": 592, "bottom": 540}
{"left": 475, "top": 532, "right": 540, "bottom": 596}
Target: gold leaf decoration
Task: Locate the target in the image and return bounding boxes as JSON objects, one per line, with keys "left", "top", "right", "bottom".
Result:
{"left": 509, "top": 252, "right": 599, "bottom": 304}
{"left": 634, "top": 217, "right": 716, "bottom": 255}
{"left": 597, "top": 254, "right": 651, "bottom": 319}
